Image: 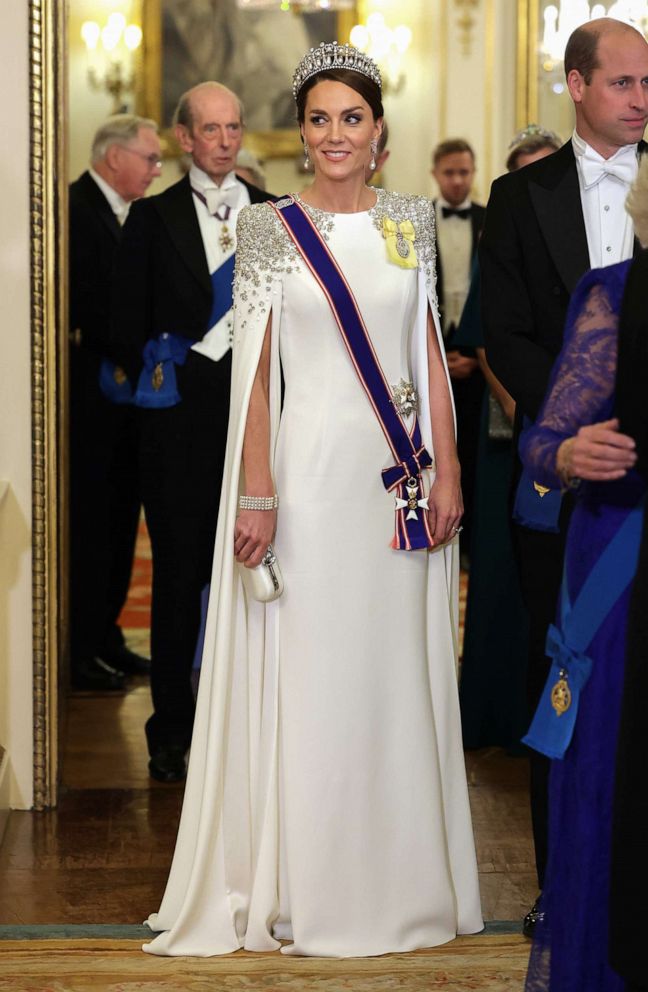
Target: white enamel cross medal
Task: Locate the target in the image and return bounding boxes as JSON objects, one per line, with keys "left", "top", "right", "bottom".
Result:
{"left": 395, "top": 476, "right": 429, "bottom": 521}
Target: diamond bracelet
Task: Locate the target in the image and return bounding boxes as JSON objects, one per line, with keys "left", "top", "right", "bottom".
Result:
{"left": 238, "top": 494, "right": 279, "bottom": 511}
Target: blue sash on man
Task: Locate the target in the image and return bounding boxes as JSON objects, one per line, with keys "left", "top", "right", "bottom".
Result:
{"left": 271, "top": 196, "right": 434, "bottom": 551}
{"left": 133, "top": 191, "right": 236, "bottom": 409}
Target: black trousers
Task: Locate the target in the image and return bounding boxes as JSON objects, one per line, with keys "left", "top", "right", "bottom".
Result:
{"left": 512, "top": 507, "right": 570, "bottom": 889}
{"left": 139, "top": 350, "right": 231, "bottom": 755}
{"left": 69, "top": 347, "right": 141, "bottom": 667}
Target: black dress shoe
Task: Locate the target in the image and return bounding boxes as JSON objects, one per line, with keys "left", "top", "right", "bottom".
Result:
{"left": 149, "top": 745, "right": 187, "bottom": 783}
{"left": 71, "top": 656, "right": 126, "bottom": 691}
{"left": 523, "top": 897, "right": 545, "bottom": 939}
{"left": 99, "top": 643, "right": 150, "bottom": 675}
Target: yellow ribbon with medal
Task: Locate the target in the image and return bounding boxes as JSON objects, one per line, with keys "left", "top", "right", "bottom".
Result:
{"left": 382, "top": 217, "right": 418, "bottom": 269}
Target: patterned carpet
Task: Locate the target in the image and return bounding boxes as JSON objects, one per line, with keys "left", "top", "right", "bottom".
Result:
{"left": 0, "top": 932, "right": 529, "bottom": 991}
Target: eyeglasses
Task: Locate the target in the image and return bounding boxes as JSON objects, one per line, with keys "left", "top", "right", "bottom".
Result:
{"left": 121, "top": 146, "right": 163, "bottom": 169}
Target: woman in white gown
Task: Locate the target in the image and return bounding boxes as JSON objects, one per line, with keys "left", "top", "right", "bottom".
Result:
{"left": 144, "top": 42, "right": 483, "bottom": 958}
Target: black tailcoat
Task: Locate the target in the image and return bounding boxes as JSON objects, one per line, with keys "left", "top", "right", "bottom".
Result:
{"left": 110, "top": 173, "right": 275, "bottom": 755}
{"left": 68, "top": 170, "right": 141, "bottom": 667}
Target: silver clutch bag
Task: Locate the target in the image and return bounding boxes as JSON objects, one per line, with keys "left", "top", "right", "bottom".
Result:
{"left": 239, "top": 545, "right": 284, "bottom": 603}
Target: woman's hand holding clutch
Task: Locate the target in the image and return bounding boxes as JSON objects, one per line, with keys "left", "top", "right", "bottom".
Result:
{"left": 234, "top": 508, "right": 278, "bottom": 567}
{"left": 426, "top": 466, "right": 464, "bottom": 546}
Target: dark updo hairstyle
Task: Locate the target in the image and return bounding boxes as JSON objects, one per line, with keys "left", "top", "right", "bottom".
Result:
{"left": 295, "top": 68, "right": 384, "bottom": 124}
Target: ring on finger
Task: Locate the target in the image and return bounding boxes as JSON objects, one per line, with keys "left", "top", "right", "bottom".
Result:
{"left": 451, "top": 525, "right": 464, "bottom": 534}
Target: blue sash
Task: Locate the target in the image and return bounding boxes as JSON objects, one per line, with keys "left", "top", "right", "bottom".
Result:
{"left": 271, "top": 196, "right": 434, "bottom": 551}
{"left": 99, "top": 359, "right": 133, "bottom": 405}
{"left": 133, "top": 333, "right": 193, "bottom": 409}
{"left": 523, "top": 496, "right": 644, "bottom": 759}
{"left": 513, "top": 417, "right": 563, "bottom": 532}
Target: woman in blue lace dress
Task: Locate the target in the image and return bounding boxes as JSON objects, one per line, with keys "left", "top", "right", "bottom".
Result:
{"left": 522, "top": 166, "right": 648, "bottom": 992}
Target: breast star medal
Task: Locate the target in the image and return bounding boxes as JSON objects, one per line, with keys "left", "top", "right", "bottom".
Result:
{"left": 395, "top": 477, "right": 429, "bottom": 521}
{"left": 391, "top": 379, "right": 418, "bottom": 417}
{"left": 551, "top": 669, "right": 571, "bottom": 716}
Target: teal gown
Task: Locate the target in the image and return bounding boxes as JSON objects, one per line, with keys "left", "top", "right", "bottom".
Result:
{"left": 454, "top": 261, "right": 529, "bottom": 750}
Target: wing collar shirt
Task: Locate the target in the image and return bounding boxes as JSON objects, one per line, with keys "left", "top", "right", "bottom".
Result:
{"left": 89, "top": 167, "right": 130, "bottom": 226}
{"left": 572, "top": 129, "right": 638, "bottom": 269}
{"left": 189, "top": 164, "right": 250, "bottom": 362}
{"left": 434, "top": 196, "right": 472, "bottom": 335}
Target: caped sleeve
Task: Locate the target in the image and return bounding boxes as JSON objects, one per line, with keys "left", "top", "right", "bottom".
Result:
{"left": 232, "top": 201, "right": 298, "bottom": 346}
{"left": 520, "top": 261, "right": 631, "bottom": 488}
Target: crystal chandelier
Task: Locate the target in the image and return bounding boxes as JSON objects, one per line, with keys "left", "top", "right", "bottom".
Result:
{"left": 542, "top": 1, "right": 648, "bottom": 66}
{"left": 237, "top": 0, "right": 355, "bottom": 10}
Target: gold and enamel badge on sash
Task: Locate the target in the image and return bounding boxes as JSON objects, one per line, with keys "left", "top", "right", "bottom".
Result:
{"left": 551, "top": 669, "right": 572, "bottom": 715}
{"left": 219, "top": 223, "right": 234, "bottom": 252}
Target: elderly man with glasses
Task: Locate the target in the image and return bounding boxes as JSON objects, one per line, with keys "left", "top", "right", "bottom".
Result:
{"left": 69, "top": 113, "right": 162, "bottom": 692}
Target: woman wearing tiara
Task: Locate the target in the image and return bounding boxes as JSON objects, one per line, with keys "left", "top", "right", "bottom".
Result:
{"left": 143, "top": 43, "right": 483, "bottom": 958}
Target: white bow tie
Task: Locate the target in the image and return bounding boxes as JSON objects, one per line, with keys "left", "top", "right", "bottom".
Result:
{"left": 204, "top": 185, "right": 238, "bottom": 215}
{"left": 580, "top": 147, "right": 637, "bottom": 190}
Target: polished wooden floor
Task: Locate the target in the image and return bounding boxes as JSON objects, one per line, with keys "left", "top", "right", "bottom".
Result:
{"left": 0, "top": 657, "right": 537, "bottom": 926}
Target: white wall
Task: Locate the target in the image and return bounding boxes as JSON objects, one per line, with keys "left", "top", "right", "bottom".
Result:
{"left": 0, "top": 3, "right": 34, "bottom": 810}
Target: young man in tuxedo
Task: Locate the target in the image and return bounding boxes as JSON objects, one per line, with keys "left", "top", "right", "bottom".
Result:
{"left": 69, "top": 114, "right": 162, "bottom": 691}
{"left": 431, "top": 139, "right": 486, "bottom": 555}
{"left": 111, "top": 83, "right": 276, "bottom": 784}
{"left": 479, "top": 17, "right": 648, "bottom": 934}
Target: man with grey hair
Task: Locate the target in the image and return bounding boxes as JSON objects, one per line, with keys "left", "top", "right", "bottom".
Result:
{"left": 480, "top": 17, "right": 648, "bottom": 935}
{"left": 111, "top": 82, "right": 275, "bottom": 783}
{"left": 69, "top": 113, "right": 162, "bottom": 692}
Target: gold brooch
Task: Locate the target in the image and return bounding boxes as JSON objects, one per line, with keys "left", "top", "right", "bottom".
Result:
{"left": 152, "top": 362, "right": 164, "bottom": 391}
{"left": 551, "top": 671, "right": 571, "bottom": 716}
{"left": 534, "top": 481, "right": 551, "bottom": 498}
{"left": 113, "top": 365, "right": 127, "bottom": 386}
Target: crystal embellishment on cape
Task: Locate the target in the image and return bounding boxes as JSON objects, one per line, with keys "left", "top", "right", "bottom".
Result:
{"left": 391, "top": 378, "right": 418, "bottom": 416}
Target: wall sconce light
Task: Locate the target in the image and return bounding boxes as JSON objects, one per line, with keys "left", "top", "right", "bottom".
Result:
{"left": 541, "top": 1, "right": 648, "bottom": 78}
{"left": 81, "top": 12, "right": 143, "bottom": 114}
{"left": 350, "top": 13, "right": 412, "bottom": 95}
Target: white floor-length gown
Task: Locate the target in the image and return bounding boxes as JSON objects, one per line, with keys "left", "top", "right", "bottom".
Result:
{"left": 144, "top": 188, "right": 483, "bottom": 958}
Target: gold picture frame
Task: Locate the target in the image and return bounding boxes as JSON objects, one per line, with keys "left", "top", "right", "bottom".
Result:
{"left": 137, "top": 0, "right": 358, "bottom": 160}
{"left": 29, "top": 0, "right": 68, "bottom": 810}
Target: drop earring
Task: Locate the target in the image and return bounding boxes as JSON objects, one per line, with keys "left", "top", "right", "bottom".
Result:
{"left": 370, "top": 139, "right": 378, "bottom": 171}
{"left": 304, "top": 143, "right": 310, "bottom": 169}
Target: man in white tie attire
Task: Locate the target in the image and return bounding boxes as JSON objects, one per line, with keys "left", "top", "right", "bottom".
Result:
{"left": 111, "top": 83, "right": 275, "bottom": 783}
{"left": 479, "top": 17, "right": 648, "bottom": 936}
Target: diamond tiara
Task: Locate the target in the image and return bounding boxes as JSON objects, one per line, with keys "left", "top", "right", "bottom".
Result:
{"left": 292, "top": 42, "right": 382, "bottom": 100}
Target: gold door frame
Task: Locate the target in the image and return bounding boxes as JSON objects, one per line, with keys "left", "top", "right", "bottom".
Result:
{"left": 516, "top": 0, "right": 539, "bottom": 129}
{"left": 30, "top": 0, "right": 67, "bottom": 810}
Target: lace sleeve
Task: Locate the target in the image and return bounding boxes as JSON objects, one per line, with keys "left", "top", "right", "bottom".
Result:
{"left": 520, "top": 262, "right": 630, "bottom": 488}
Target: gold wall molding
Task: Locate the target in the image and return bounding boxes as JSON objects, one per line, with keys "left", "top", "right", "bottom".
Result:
{"left": 29, "top": 0, "right": 67, "bottom": 810}
{"left": 455, "top": 0, "right": 480, "bottom": 56}
{"left": 516, "top": 0, "right": 539, "bottom": 127}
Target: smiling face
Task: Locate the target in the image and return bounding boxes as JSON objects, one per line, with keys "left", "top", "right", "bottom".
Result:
{"left": 300, "top": 79, "right": 381, "bottom": 185}
{"left": 568, "top": 30, "right": 648, "bottom": 157}
{"left": 176, "top": 85, "right": 243, "bottom": 184}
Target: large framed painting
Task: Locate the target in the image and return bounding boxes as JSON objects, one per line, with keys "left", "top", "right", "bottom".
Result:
{"left": 138, "top": 0, "right": 358, "bottom": 159}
